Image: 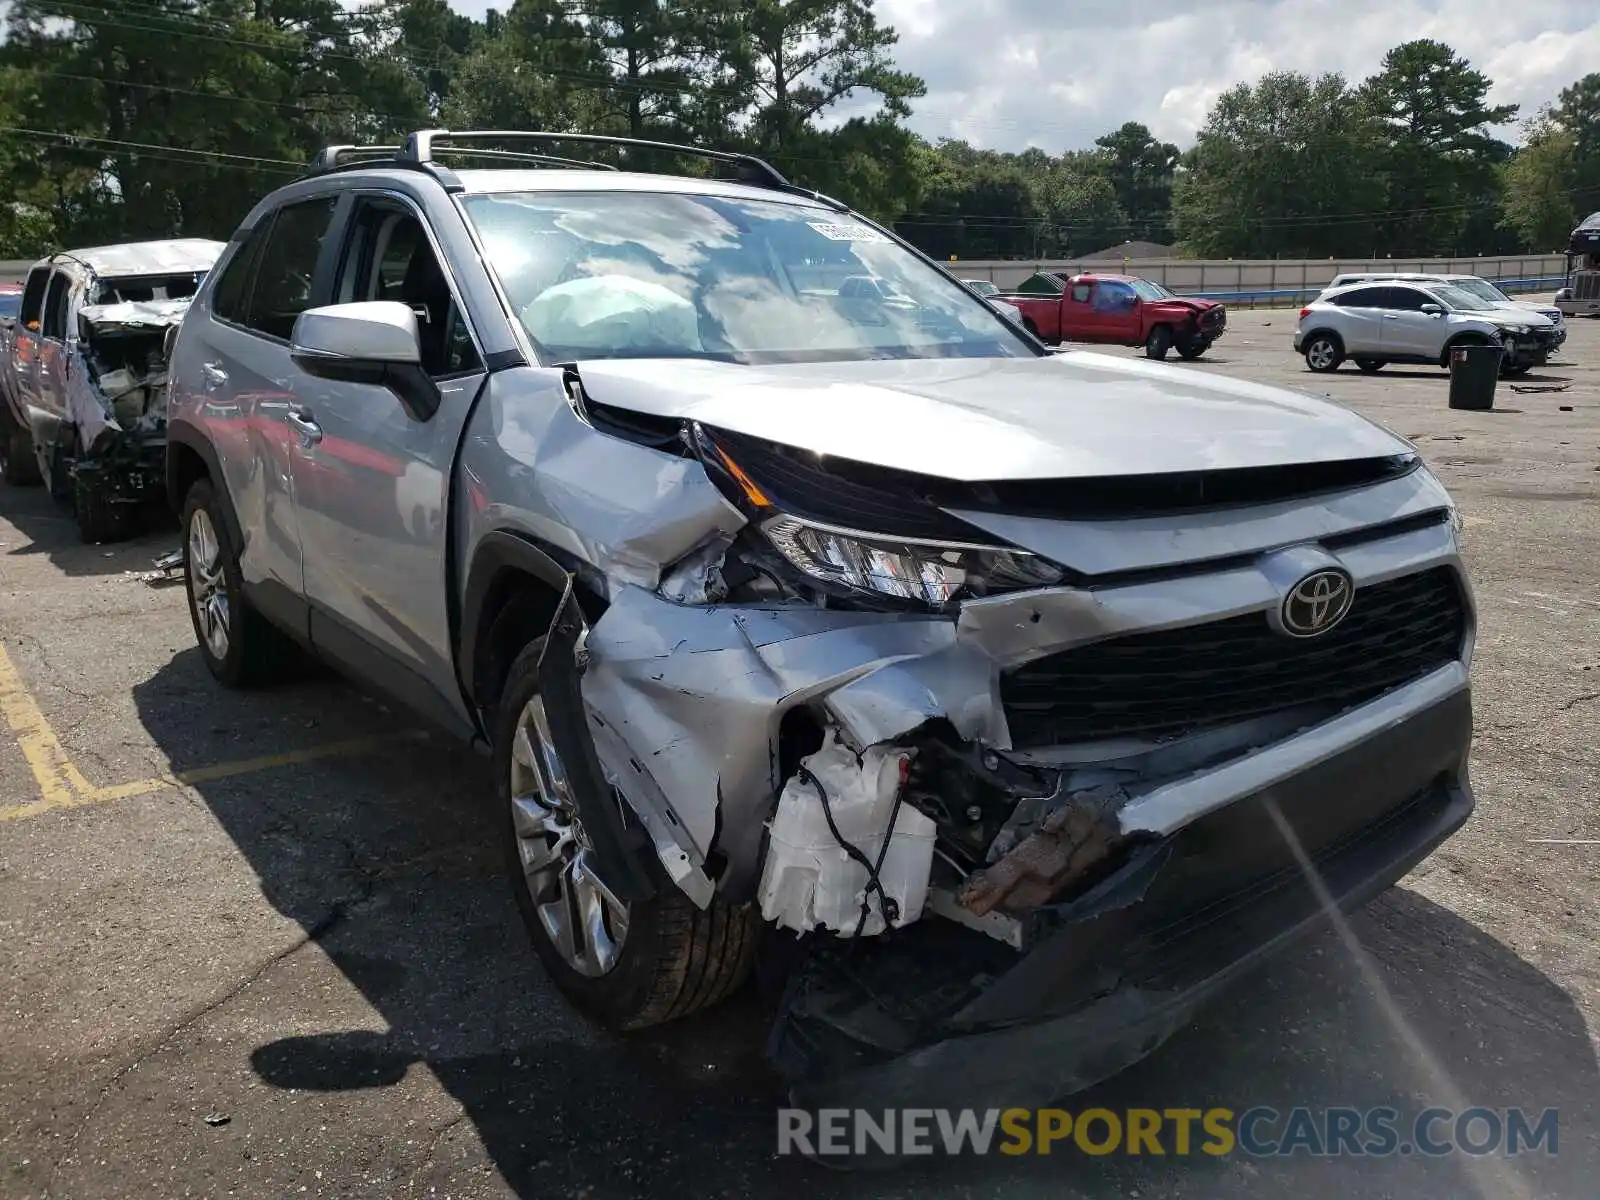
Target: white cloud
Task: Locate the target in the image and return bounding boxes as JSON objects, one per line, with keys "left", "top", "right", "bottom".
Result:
{"left": 431, "top": 0, "right": 1600, "bottom": 151}
{"left": 877, "top": 0, "right": 1600, "bottom": 150}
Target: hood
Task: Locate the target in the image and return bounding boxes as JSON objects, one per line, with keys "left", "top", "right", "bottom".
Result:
{"left": 1471, "top": 308, "right": 1554, "bottom": 328}
{"left": 1157, "top": 296, "right": 1221, "bottom": 312}
{"left": 574, "top": 353, "right": 1409, "bottom": 482}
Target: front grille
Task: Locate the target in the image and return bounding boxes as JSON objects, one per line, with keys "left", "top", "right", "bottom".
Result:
{"left": 1001, "top": 567, "right": 1466, "bottom": 747}
{"left": 1199, "top": 307, "right": 1226, "bottom": 332}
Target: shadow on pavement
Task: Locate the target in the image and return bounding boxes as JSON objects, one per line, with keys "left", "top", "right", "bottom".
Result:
{"left": 130, "top": 650, "right": 1600, "bottom": 1199}
{"left": 0, "top": 476, "right": 177, "bottom": 576}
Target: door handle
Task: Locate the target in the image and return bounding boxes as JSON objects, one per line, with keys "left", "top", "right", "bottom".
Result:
{"left": 285, "top": 408, "right": 323, "bottom": 447}
{"left": 201, "top": 361, "right": 228, "bottom": 390}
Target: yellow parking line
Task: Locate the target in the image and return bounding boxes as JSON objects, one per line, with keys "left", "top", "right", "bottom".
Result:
{"left": 0, "top": 643, "right": 95, "bottom": 804}
{"left": 0, "top": 732, "right": 425, "bottom": 823}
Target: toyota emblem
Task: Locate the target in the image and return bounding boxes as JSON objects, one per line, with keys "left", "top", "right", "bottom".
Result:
{"left": 1280, "top": 569, "right": 1354, "bottom": 637}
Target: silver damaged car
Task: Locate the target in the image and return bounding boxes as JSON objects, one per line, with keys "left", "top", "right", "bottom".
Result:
{"left": 165, "top": 131, "right": 1476, "bottom": 1112}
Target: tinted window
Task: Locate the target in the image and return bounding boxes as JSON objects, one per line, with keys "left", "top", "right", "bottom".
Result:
{"left": 1378, "top": 287, "right": 1428, "bottom": 312}
{"left": 1330, "top": 287, "right": 1385, "bottom": 307}
{"left": 211, "top": 229, "right": 270, "bottom": 324}
{"left": 41, "top": 273, "right": 70, "bottom": 339}
{"left": 20, "top": 267, "right": 49, "bottom": 326}
{"left": 243, "top": 196, "right": 338, "bottom": 340}
{"left": 1016, "top": 273, "right": 1064, "bottom": 296}
{"left": 333, "top": 202, "right": 481, "bottom": 378}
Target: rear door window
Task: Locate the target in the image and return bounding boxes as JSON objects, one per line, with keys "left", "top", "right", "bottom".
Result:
{"left": 210, "top": 226, "right": 272, "bottom": 325}
{"left": 41, "top": 272, "right": 70, "bottom": 339}
{"left": 19, "top": 267, "right": 49, "bottom": 329}
{"left": 1330, "top": 287, "right": 1385, "bottom": 308}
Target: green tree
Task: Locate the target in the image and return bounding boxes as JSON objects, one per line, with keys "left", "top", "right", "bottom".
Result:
{"left": 1360, "top": 40, "right": 1516, "bottom": 253}
{"left": 1172, "top": 71, "right": 1382, "bottom": 257}
{"left": 1501, "top": 111, "right": 1577, "bottom": 250}
{"left": 733, "top": 0, "right": 924, "bottom": 160}
{"left": 1551, "top": 72, "right": 1600, "bottom": 218}
{"left": 1093, "top": 121, "right": 1179, "bottom": 242}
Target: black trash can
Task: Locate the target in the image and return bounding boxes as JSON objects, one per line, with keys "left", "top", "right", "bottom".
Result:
{"left": 1448, "top": 343, "right": 1502, "bottom": 411}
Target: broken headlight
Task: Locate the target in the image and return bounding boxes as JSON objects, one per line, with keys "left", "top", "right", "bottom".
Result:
{"left": 760, "top": 513, "right": 1063, "bottom": 606}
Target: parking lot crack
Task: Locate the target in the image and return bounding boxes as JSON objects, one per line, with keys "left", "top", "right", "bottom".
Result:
{"left": 407, "top": 1108, "right": 469, "bottom": 1197}
{"left": 43, "top": 892, "right": 369, "bottom": 1196}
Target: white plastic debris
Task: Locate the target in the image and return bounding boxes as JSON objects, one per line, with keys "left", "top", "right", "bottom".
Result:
{"left": 758, "top": 730, "right": 936, "bottom": 938}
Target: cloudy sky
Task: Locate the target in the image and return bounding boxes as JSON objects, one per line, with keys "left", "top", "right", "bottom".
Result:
{"left": 441, "top": 0, "right": 1600, "bottom": 152}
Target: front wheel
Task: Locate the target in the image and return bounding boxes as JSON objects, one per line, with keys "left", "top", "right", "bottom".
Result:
{"left": 1501, "top": 362, "right": 1532, "bottom": 378}
{"left": 1145, "top": 325, "right": 1174, "bottom": 360}
{"left": 1303, "top": 334, "right": 1344, "bottom": 373}
{"left": 1176, "top": 338, "right": 1210, "bottom": 361}
{"left": 1355, "top": 358, "right": 1385, "bottom": 373}
{"left": 498, "top": 636, "right": 758, "bottom": 1031}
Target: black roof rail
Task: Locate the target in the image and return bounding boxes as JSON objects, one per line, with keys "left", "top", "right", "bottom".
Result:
{"left": 425, "top": 145, "right": 618, "bottom": 172}
{"left": 305, "top": 145, "right": 402, "bottom": 176}
{"left": 402, "top": 129, "right": 792, "bottom": 190}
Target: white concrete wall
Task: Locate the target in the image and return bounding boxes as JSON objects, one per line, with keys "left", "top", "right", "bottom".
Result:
{"left": 946, "top": 255, "right": 1569, "bottom": 301}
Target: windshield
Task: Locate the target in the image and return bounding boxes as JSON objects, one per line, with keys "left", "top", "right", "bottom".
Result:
{"left": 1452, "top": 278, "right": 1510, "bottom": 305}
{"left": 1130, "top": 279, "right": 1174, "bottom": 301}
{"left": 0, "top": 293, "right": 19, "bottom": 322}
{"left": 1430, "top": 284, "right": 1494, "bottom": 311}
{"left": 92, "top": 273, "right": 205, "bottom": 304}
{"left": 461, "top": 190, "right": 1033, "bottom": 365}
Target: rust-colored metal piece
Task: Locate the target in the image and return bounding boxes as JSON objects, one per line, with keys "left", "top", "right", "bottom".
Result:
{"left": 958, "top": 790, "right": 1123, "bottom": 916}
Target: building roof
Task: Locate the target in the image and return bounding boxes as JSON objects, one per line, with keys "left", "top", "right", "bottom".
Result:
{"left": 1080, "top": 239, "right": 1176, "bottom": 261}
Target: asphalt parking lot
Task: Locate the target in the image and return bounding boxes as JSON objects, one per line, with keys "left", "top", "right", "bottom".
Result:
{"left": 2, "top": 307, "right": 1598, "bottom": 1199}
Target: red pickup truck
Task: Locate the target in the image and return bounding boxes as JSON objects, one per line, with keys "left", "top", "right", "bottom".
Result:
{"left": 998, "top": 272, "right": 1227, "bottom": 360}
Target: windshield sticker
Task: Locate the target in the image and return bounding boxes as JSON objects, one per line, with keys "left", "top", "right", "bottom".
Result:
{"left": 808, "top": 221, "right": 891, "bottom": 244}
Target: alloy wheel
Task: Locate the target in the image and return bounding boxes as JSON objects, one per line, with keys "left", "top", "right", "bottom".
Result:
{"left": 187, "top": 508, "right": 230, "bottom": 661}
{"left": 1307, "top": 339, "right": 1337, "bottom": 370}
{"left": 509, "top": 693, "right": 629, "bottom": 977}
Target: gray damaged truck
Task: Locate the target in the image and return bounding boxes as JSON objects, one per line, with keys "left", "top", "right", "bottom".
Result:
{"left": 0, "top": 240, "right": 224, "bottom": 540}
{"left": 166, "top": 131, "right": 1476, "bottom": 1111}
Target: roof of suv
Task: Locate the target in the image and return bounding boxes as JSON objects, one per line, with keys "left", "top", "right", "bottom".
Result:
{"left": 448, "top": 168, "right": 827, "bottom": 205}
{"left": 44, "top": 238, "right": 225, "bottom": 278}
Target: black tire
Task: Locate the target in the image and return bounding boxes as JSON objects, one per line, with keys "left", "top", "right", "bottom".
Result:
{"left": 1303, "top": 332, "right": 1344, "bottom": 373}
{"left": 1021, "top": 317, "right": 1040, "bottom": 339}
{"left": 1176, "top": 338, "right": 1210, "bottom": 360}
{"left": 181, "top": 478, "right": 297, "bottom": 687}
{"left": 1145, "top": 325, "right": 1174, "bottom": 360}
{"left": 1501, "top": 362, "right": 1532, "bottom": 378}
{"left": 0, "top": 418, "right": 41, "bottom": 485}
{"left": 1355, "top": 358, "right": 1385, "bottom": 373}
{"left": 497, "top": 636, "right": 759, "bottom": 1031}
{"left": 73, "top": 472, "right": 139, "bottom": 543}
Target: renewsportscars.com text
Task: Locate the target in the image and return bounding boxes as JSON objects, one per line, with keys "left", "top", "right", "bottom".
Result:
{"left": 776, "top": 1106, "right": 1559, "bottom": 1158}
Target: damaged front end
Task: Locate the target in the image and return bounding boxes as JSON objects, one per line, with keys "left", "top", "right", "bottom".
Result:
{"left": 66, "top": 300, "right": 187, "bottom": 513}
{"left": 553, "top": 380, "right": 1475, "bottom": 1111}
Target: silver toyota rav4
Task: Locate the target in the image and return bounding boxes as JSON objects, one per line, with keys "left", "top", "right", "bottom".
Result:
{"left": 166, "top": 131, "right": 1476, "bottom": 1112}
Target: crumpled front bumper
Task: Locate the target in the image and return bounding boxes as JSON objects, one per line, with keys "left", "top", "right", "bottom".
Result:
{"left": 788, "top": 678, "right": 1473, "bottom": 1111}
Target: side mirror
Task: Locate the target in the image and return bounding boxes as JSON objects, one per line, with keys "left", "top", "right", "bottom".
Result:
{"left": 290, "top": 301, "right": 439, "bottom": 421}
{"left": 1420, "top": 303, "right": 1444, "bottom": 316}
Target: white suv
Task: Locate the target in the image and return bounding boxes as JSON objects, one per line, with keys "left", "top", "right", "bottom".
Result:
{"left": 1323, "top": 272, "right": 1565, "bottom": 345}
{"left": 1295, "top": 280, "right": 1557, "bottom": 376}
